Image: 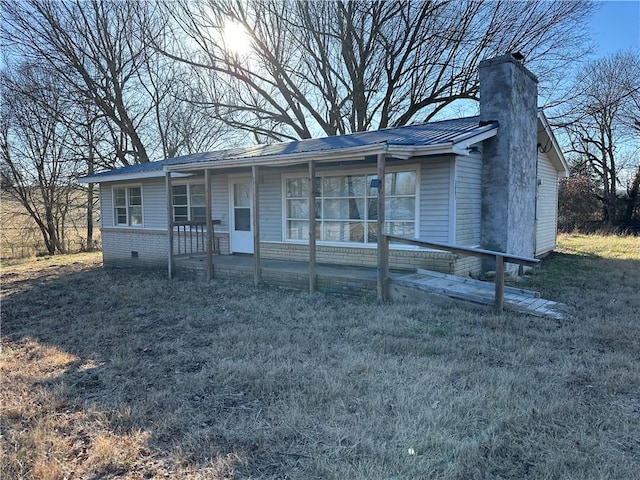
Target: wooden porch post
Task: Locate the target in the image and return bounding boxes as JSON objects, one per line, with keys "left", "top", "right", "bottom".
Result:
{"left": 165, "top": 171, "right": 174, "bottom": 279}
{"left": 205, "top": 169, "right": 213, "bottom": 281}
{"left": 494, "top": 254, "right": 505, "bottom": 313}
{"left": 377, "top": 151, "right": 390, "bottom": 301}
{"left": 252, "top": 165, "right": 261, "bottom": 286}
{"left": 308, "top": 161, "right": 317, "bottom": 293}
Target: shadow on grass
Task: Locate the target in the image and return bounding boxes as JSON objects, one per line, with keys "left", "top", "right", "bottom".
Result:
{"left": 2, "top": 247, "right": 640, "bottom": 479}
{"left": 2, "top": 264, "right": 254, "bottom": 478}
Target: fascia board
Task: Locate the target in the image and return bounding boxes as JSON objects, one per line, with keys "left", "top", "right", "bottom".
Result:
{"left": 77, "top": 170, "right": 193, "bottom": 184}
{"left": 450, "top": 128, "right": 499, "bottom": 156}
{"left": 537, "top": 112, "right": 570, "bottom": 177}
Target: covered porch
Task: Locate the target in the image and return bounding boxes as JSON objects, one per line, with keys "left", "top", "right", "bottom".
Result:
{"left": 165, "top": 147, "right": 402, "bottom": 301}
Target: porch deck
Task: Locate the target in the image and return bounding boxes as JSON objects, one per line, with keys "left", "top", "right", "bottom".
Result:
{"left": 175, "top": 254, "right": 570, "bottom": 319}
{"left": 176, "top": 254, "right": 385, "bottom": 296}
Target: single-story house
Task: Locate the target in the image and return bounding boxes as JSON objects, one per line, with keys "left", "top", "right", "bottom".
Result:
{"left": 80, "top": 54, "right": 568, "bottom": 287}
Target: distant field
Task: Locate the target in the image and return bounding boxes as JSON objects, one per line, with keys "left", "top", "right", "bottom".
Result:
{"left": 0, "top": 195, "right": 99, "bottom": 258}
{"left": 1, "top": 235, "right": 639, "bottom": 479}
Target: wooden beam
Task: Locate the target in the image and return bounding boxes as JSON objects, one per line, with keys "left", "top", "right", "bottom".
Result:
{"left": 494, "top": 254, "right": 505, "bottom": 313}
{"left": 205, "top": 169, "right": 213, "bottom": 281}
{"left": 383, "top": 234, "right": 540, "bottom": 267}
{"left": 165, "top": 171, "right": 174, "bottom": 279}
{"left": 308, "top": 161, "right": 317, "bottom": 293}
{"left": 376, "top": 152, "right": 389, "bottom": 301}
{"left": 252, "top": 165, "right": 261, "bottom": 286}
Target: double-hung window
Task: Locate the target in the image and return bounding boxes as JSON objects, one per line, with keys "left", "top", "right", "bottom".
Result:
{"left": 285, "top": 170, "right": 416, "bottom": 244}
{"left": 113, "top": 186, "right": 143, "bottom": 226}
{"left": 172, "top": 184, "right": 206, "bottom": 222}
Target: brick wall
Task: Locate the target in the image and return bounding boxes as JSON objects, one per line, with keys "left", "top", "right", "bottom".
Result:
{"left": 102, "top": 227, "right": 477, "bottom": 277}
{"left": 101, "top": 228, "right": 167, "bottom": 269}
{"left": 452, "top": 256, "right": 483, "bottom": 277}
{"left": 259, "top": 242, "right": 458, "bottom": 274}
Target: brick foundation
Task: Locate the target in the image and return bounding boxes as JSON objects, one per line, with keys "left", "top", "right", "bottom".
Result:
{"left": 102, "top": 228, "right": 479, "bottom": 277}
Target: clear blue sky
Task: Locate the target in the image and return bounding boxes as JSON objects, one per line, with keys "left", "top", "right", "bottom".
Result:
{"left": 589, "top": 0, "right": 640, "bottom": 56}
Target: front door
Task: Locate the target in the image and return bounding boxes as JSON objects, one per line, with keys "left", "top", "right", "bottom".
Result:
{"left": 230, "top": 178, "right": 254, "bottom": 253}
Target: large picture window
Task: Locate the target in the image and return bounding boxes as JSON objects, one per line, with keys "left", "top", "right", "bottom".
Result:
{"left": 113, "top": 186, "right": 143, "bottom": 226}
{"left": 172, "top": 184, "right": 206, "bottom": 222}
{"left": 285, "top": 170, "right": 416, "bottom": 243}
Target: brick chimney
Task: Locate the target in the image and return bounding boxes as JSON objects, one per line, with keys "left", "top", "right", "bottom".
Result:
{"left": 479, "top": 54, "right": 539, "bottom": 269}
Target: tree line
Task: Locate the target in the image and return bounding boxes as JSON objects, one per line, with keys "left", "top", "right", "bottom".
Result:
{"left": 555, "top": 53, "right": 640, "bottom": 232}
{"left": 0, "top": 0, "right": 637, "bottom": 257}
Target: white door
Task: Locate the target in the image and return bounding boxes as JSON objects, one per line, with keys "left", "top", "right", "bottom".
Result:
{"left": 230, "top": 178, "right": 254, "bottom": 253}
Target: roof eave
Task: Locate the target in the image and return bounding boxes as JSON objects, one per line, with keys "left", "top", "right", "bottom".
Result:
{"left": 537, "top": 111, "right": 569, "bottom": 177}
{"left": 79, "top": 124, "right": 500, "bottom": 182}
{"left": 77, "top": 170, "right": 193, "bottom": 184}
{"left": 164, "top": 143, "right": 391, "bottom": 172}
{"left": 165, "top": 128, "right": 499, "bottom": 174}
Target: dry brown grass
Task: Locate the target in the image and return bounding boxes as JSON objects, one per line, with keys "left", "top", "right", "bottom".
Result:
{"left": 1, "top": 236, "right": 639, "bottom": 479}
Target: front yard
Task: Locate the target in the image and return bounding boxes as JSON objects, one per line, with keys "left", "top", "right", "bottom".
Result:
{"left": 1, "top": 234, "right": 639, "bottom": 479}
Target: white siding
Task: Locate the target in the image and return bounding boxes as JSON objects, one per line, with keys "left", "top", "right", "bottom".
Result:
{"left": 211, "top": 174, "right": 229, "bottom": 231}
{"left": 455, "top": 155, "right": 482, "bottom": 246}
{"left": 100, "top": 179, "right": 166, "bottom": 229}
{"left": 259, "top": 169, "right": 283, "bottom": 241}
{"left": 419, "top": 158, "right": 452, "bottom": 243}
{"left": 143, "top": 178, "right": 168, "bottom": 229}
{"left": 99, "top": 184, "right": 113, "bottom": 227}
{"left": 535, "top": 152, "right": 559, "bottom": 255}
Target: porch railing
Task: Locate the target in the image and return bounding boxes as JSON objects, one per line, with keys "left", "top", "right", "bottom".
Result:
{"left": 174, "top": 220, "right": 221, "bottom": 257}
{"left": 380, "top": 234, "right": 540, "bottom": 312}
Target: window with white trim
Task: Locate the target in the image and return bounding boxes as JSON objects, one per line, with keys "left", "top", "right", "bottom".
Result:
{"left": 285, "top": 170, "right": 416, "bottom": 243}
{"left": 172, "top": 184, "right": 206, "bottom": 222}
{"left": 113, "top": 186, "right": 143, "bottom": 226}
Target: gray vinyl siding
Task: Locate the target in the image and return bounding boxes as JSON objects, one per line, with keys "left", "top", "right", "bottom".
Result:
{"left": 419, "top": 157, "right": 452, "bottom": 243}
{"left": 455, "top": 154, "right": 482, "bottom": 246}
{"left": 211, "top": 174, "right": 229, "bottom": 231}
{"left": 100, "top": 180, "right": 166, "bottom": 229}
{"left": 535, "top": 152, "right": 559, "bottom": 255}
{"left": 259, "top": 170, "right": 283, "bottom": 241}
{"left": 142, "top": 178, "right": 168, "bottom": 229}
{"left": 100, "top": 184, "right": 113, "bottom": 227}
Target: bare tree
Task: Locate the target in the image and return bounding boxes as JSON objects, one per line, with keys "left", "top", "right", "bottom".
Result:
{"left": 1, "top": 63, "right": 78, "bottom": 255}
{"left": 2, "top": 0, "right": 158, "bottom": 165}
{"left": 558, "top": 52, "right": 640, "bottom": 225}
{"left": 139, "top": 49, "right": 233, "bottom": 158}
{"left": 159, "top": 0, "right": 594, "bottom": 142}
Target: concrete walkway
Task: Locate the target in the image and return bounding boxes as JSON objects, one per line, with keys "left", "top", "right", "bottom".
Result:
{"left": 176, "top": 254, "right": 570, "bottom": 319}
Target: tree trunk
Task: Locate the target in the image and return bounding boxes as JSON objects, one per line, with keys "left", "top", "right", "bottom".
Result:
{"left": 623, "top": 165, "right": 640, "bottom": 224}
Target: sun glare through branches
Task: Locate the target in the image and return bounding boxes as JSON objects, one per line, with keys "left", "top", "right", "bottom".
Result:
{"left": 223, "top": 19, "right": 251, "bottom": 56}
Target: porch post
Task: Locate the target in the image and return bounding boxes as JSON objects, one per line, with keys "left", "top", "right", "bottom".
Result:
{"left": 165, "top": 171, "right": 174, "bottom": 279}
{"left": 205, "top": 169, "right": 213, "bottom": 281}
{"left": 308, "top": 160, "right": 317, "bottom": 293}
{"left": 252, "top": 165, "right": 261, "bottom": 286}
{"left": 494, "top": 254, "right": 505, "bottom": 313}
{"left": 376, "top": 151, "right": 390, "bottom": 301}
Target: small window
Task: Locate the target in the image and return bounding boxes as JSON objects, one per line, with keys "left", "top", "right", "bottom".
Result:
{"left": 172, "top": 184, "right": 206, "bottom": 222}
{"left": 113, "top": 186, "right": 144, "bottom": 227}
